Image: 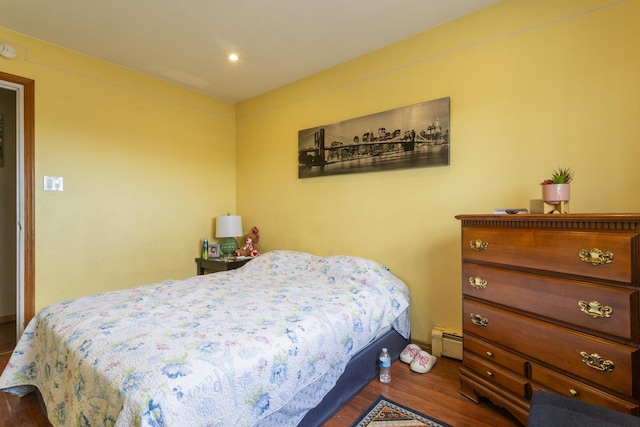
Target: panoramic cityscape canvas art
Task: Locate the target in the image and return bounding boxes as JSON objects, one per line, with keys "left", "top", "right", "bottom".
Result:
{"left": 298, "top": 97, "right": 450, "bottom": 178}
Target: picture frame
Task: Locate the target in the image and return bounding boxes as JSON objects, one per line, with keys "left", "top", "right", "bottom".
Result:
{"left": 298, "top": 97, "right": 450, "bottom": 178}
{"left": 208, "top": 244, "right": 220, "bottom": 259}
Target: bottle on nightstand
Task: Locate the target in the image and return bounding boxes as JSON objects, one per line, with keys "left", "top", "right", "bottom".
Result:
{"left": 202, "top": 239, "right": 208, "bottom": 260}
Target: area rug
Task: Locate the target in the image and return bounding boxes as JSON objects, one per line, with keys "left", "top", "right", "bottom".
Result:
{"left": 350, "top": 395, "right": 452, "bottom": 427}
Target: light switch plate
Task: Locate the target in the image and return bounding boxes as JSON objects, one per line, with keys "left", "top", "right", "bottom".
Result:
{"left": 44, "top": 176, "right": 64, "bottom": 191}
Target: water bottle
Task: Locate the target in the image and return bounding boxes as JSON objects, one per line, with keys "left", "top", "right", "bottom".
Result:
{"left": 203, "top": 239, "right": 209, "bottom": 260}
{"left": 379, "top": 347, "right": 391, "bottom": 383}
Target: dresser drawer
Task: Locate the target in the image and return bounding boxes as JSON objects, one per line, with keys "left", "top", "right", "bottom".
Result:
{"left": 462, "top": 227, "right": 635, "bottom": 283}
{"left": 463, "top": 263, "right": 637, "bottom": 340}
{"left": 464, "top": 299, "right": 638, "bottom": 397}
{"left": 464, "top": 351, "right": 529, "bottom": 398}
{"left": 530, "top": 361, "right": 639, "bottom": 415}
{"left": 464, "top": 334, "right": 528, "bottom": 376}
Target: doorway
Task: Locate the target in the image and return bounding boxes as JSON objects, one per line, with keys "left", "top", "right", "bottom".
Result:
{"left": 0, "top": 71, "right": 35, "bottom": 368}
{"left": 0, "top": 87, "right": 17, "bottom": 358}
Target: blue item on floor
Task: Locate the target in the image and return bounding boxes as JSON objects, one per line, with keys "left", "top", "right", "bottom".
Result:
{"left": 527, "top": 391, "right": 640, "bottom": 427}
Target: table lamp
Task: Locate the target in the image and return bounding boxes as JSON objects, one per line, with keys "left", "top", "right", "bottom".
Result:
{"left": 216, "top": 214, "right": 243, "bottom": 256}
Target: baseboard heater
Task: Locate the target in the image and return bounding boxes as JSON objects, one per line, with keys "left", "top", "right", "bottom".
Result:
{"left": 431, "top": 326, "right": 463, "bottom": 360}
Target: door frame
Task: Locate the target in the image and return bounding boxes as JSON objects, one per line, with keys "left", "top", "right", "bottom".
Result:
{"left": 0, "top": 71, "right": 35, "bottom": 336}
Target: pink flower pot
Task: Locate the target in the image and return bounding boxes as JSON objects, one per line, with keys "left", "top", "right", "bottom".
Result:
{"left": 542, "top": 184, "right": 570, "bottom": 204}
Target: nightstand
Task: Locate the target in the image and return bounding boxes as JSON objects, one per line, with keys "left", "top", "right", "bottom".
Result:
{"left": 195, "top": 257, "right": 252, "bottom": 275}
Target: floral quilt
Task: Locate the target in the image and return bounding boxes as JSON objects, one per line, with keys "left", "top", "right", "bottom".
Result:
{"left": 0, "top": 250, "right": 410, "bottom": 426}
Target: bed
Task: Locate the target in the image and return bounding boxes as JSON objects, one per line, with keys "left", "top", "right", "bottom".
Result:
{"left": 0, "top": 250, "right": 410, "bottom": 426}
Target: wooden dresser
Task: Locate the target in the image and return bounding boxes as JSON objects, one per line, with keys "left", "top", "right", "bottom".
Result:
{"left": 456, "top": 214, "right": 640, "bottom": 425}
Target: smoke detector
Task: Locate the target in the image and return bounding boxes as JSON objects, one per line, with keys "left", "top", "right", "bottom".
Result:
{"left": 0, "top": 43, "right": 17, "bottom": 59}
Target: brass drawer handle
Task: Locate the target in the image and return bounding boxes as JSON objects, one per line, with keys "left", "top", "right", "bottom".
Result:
{"left": 469, "top": 276, "right": 487, "bottom": 289}
{"left": 569, "top": 389, "right": 578, "bottom": 397}
{"left": 486, "top": 351, "right": 493, "bottom": 358}
{"left": 470, "top": 313, "right": 488, "bottom": 327}
{"left": 470, "top": 239, "right": 488, "bottom": 252}
{"left": 578, "top": 300, "right": 613, "bottom": 318}
{"left": 579, "top": 351, "right": 615, "bottom": 372}
{"left": 486, "top": 371, "right": 493, "bottom": 377}
{"left": 579, "top": 248, "right": 614, "bottom": 265}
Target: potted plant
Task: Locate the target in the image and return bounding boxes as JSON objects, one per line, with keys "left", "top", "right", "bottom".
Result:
{"left": 540, "top": 167, "right": 574, "bottom": 204}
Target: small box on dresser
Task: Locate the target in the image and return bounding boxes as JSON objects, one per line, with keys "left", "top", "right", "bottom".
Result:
{"left": 455, "top": 214, "right": 640, "bottom": 425}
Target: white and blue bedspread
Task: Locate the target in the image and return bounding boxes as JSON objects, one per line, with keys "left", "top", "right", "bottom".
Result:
{"left": 0, "top": 250, "right": 410, "bottom": 426}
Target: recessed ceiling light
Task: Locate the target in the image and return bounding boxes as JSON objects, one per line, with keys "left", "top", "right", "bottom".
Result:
{"left": 228, "top": 53, "right": 239, "bottom": 62}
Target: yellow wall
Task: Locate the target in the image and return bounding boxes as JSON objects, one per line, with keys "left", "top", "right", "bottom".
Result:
{"left": 0, "top": 28, "right": 236, "bottom": 308}
{"left": 236, "top": 0, "right": 640, "bottom": 344}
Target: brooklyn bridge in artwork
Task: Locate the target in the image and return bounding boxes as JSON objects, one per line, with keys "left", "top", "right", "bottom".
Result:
{"left": 298, "top": 97, "right": 450, "bottom": 179}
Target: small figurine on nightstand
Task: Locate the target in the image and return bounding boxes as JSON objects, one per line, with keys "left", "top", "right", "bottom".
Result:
{"left": 235, "top": 226, "right": 260, "bottom": 257}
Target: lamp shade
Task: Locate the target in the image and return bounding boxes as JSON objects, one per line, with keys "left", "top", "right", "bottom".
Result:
{"left": 216, "top": 215, "right": 243, "bottom": 238}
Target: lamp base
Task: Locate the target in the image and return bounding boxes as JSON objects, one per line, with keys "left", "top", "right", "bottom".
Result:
{"left": 220, "top": 237, "right": 239, "bottom": 256}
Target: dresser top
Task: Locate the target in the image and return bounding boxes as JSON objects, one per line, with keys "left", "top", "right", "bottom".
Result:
{"left": 456, "top": 214, "right": 640, "bottom": 230}
{"left": 457, "top": 213, "right": 640, "bottom": 219}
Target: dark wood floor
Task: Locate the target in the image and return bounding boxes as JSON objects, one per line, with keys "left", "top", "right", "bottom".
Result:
{"left": 1, "top": 354, "right": 520, "bottom": 426}
{"left": 0, "top": 320, "right": 16, "bottom": 350}
{"left": 0, "top": 319, "right": 16, "bottom": 380}
{"left": 327, "top": 357, "right": 520, "bottom": 427}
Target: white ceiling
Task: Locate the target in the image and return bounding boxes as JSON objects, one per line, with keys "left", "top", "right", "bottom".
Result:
{"left": 0, "top": 0, "right": 498, "bottom": 103}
